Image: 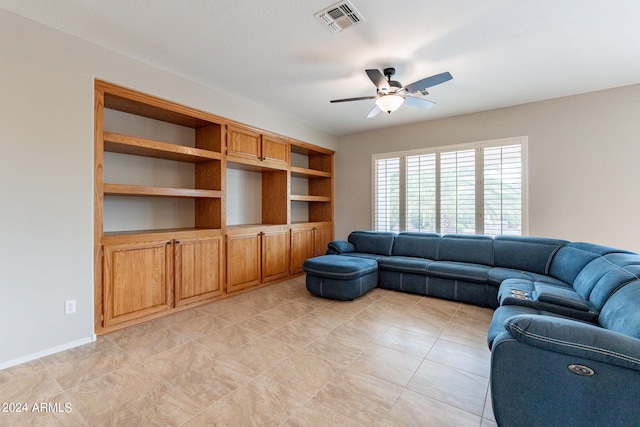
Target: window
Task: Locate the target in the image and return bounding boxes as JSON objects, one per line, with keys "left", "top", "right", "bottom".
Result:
{"left": 373, "top": 137, "right": 527, "bottom": 235}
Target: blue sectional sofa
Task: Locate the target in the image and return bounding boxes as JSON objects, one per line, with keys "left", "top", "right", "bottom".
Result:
{"left": 303, "top": 230, "right": 640, "bottom": 426}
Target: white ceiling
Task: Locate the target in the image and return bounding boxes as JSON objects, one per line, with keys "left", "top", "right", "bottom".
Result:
{"left": 3, "top": 0, "right": 640, "bottom": 136}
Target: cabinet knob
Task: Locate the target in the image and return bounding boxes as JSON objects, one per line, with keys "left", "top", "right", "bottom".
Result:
{"left": 175, "top": 240, "right": 180, "bottom": 244}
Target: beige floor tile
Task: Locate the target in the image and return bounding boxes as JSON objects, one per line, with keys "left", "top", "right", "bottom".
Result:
{"left": 202, "top": 301, "right": 263, "bottom": 323}
{"left": 265, "top": 348, "right": 343, "bottom": 398}
{"left": 196, "top": 324, "right": 262, "bottom": 357}
{"left": 267, "top": 320, "right": 328, "bottom": 349}
{"left": 107, "top": 323, "right": 191, "bottom": 360}
{"left": 236, "top": 310, "right": 292, "bottom": 335}
{"left": 295, "top": 307, "right": 351, "bottom": 331}
{"left": 0, "top": 359, "right": 45, "bottom": 385}
{"left": 89, "top": 381, "right": 201, "bottom": 426}
{"left": 0, "top": 369, "right": 62, "bottom": 404}
{"left": 263, "top": 301, "right": 319, "bottom": 321}
{"left": 382, "top": 388, "right": 482, "bottom": 427}
{"left": 349, "top": 344, "right": 422, "bottom": 387}
{"left": 226, "top": 335, "right": 297, "bottom": 373}
{"left": 331, "top": 317, "right": 390, "bottom": 343}
{"left": 303, "top": 331, "right": 369, "bottom": 367}
{"left": 484, "top": 386, "right": 495, "bottom": 421}
{"left": 168, "top": 313, "right": 231, "bottom": 340}
{"left": 482, "top": 418, "right": 499, "bottom": 427}
{"left": 284, "top": 400, "right": 364, "bottom": 427}
{"left": 426, "top": 338, "right": 491, "bottom": 378}
{"left": 43, "top": 345, "right": 132, "bottom": 389}
{"left": 407, "top": 359, "right": 489, "bottom": 416}
{"left": 203, "top": 375, "right": 308, "bottom": 426}
{"left": 440, "top": 312, "right": 492, "bottom": 350}
{"left": 156, "top": 355, "right": 257, "bottom": 408}
{"left": 2, "top": 278, "right": 497, "bottom": 425}
{"left": 313, "top": 369, "right": 403, "bottom": 425}
{"left": 144, "top": 341, "right": 217, "bottom": 381}
{"left": 374, "top": 326, "right": 438, "bottom": 358}
{"left": 64, "top": 363, "right": 162, "bottom": 417}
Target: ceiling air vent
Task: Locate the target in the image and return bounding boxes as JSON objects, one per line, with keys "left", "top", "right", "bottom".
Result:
{"left": 314, "top": 1, "right": 365, "bottom": 33}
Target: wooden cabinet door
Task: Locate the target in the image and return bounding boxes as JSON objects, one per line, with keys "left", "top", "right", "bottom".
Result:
{"left": 174, "top": 236, "right": 223, "bottom": 307}
{"left": 262, "top": 230, "right": 289, "bottom": 282}
{"left": 226, "top": 232, "right": 261, "bottom": 292}
{"left": 314, "top": 225, "right": 334, "bottom": 257}
{"left": 290, "top": 227, "right": 315, "bottom": 274}
{"left": 103, "top": 239, "right": 173, "bottom": 327}
{"left": 262, "top": 136, "right": 289, "bottom": 165}
{"left": 227, "top": 125, "right": 261, "bottom": 161}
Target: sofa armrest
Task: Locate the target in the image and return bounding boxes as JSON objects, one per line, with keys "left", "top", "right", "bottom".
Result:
{"left": 503, "top": 314, "right": 640, "bottom": 371}
{"left": 327, "top": 240, "right": 355, "bottom": 255}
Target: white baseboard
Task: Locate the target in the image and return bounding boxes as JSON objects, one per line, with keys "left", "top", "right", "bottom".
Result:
{"left": 0, "top": 335, "right": 97, "bottom": 371}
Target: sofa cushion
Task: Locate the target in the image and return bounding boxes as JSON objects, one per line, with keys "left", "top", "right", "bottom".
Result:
{"left": 392, "top": 232, "right": 441, "bottom": 259}
{"left": 427, "top": 261, "right": 491, "bottom": 283}
{"left": 489, "top": 267, "right": 569, "bottom": 287}
{"left": 534, "top": 284, "right": 591, "bottom": 311}
{"left": 493, "top": 235, "right": 566, "bottom": 275}
{"left": 498, "top": 279, "right": 598, "bottom": 323}
{"left": 377, "top": 256, "right": 433, "bottom": 274}
{"left": 599, "top": 280, "right": 640, "bottom": 339}
{"left": 548, "top": 246, "right": 599, "bottom": 284}
{"left": 348, "top": 231, "right": 396, "bottom": 256}
{"left": 303, "top": 255, "right": 377, "bottom": 281}
{"left": 438, "top": 234, "right": 494, "bottom": 265}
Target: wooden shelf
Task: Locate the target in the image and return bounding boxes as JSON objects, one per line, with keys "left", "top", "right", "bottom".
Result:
{"left": 226, "top": 157, "right": 289, "bottom": 173}
{"left": 104, "top": 132, "right": 221, "bottom": 163}
{"left": 290, "top": 195, "right": 332, "bottom": 202}
{"left": 104, "top": 184, "right": 222, "bottom": 198}
{"left": 103, "top": 228, "right": 222, "bottom": 243}
{"left": 290, "top": 166, "right": 332, "bottom": 178}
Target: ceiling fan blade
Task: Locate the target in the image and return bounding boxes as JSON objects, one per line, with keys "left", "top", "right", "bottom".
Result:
{"left": 366, "top": 69, "right": 390, "bottom": 91}
{"left": 367, "top": 105, "right": 382, "bottom": 118}
{"left": 403, "top": 96, "right": 436, "bottom": 110}
{"left": 404, "top": 72, "right": 452, "bottom": 93}
{"left": 330, "top": 96, "right": 377, "bottom": 103}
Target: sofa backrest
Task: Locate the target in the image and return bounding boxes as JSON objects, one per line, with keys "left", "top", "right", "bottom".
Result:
{"left": 574, "top": 257, "right": 639, "bottom": 310}
{"left": 348, "top": 230, "right": 396, "bottom": 256}
{"left": 392, "top": 232, "right": 441, "bottom": 259}
{"left": 567, "top": 242, "right": 635, "bottom": 256}
{"left": 493, "top": 235, "right": 567, "bottom": 275}
{"left": 599, "top": 280, "right": 640, "bottom": 339}
{"left": 548, "top": 246, "right": 600, "bottom": 285}
{"left": 438, "top": 234, "right": 494, "bottom": 265}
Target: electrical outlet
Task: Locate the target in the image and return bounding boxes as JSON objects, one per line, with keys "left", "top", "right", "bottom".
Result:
{"left": 65, "top": 300, "right": 76, "bottom": 315}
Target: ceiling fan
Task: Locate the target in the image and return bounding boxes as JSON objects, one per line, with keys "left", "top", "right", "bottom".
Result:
{"left": 330, "top": 68, "right": 453, "bottom": 118}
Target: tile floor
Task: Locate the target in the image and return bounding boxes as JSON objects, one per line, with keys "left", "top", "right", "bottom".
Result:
{"left": 0, "top": 276, "right": 498, "bottom": 426}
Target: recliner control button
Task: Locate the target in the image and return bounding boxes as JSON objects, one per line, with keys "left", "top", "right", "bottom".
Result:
{"left": 568, "top": 364, "right": 594, "bottom": 376}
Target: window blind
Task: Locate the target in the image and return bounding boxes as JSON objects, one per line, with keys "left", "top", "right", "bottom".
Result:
{"left": 372, "top": 137, "right": 526, "bottom": 236}
{"left": 374, "top": 157, "right": 400, "bottom": 232}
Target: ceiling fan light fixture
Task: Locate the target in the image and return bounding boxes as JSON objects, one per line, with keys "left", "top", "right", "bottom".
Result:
{"left": 376, "top": 94, "right": 404, "bottom": 114}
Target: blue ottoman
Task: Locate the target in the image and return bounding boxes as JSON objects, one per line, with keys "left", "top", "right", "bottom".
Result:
{"left": 303, "top": 255, "right": 378, "bottom": 301}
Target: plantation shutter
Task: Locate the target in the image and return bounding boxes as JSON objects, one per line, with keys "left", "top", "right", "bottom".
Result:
{"left": 483, "top": 144, "right": 523, "bottom": 235}
{"left": 440, "top": 149, "right": 476, "bottom": 234}
{"left": 373, "top": 137, "right": 526, "bottom": 235}
{"left": 374, "top": 157, "right": 400, "bottom": 232}
{"left": 405, "top": 153, "right": 437, "bottom": 232}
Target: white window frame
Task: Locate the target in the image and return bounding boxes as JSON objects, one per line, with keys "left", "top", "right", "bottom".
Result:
{"left": 371, "top": 136, "right": 529, "bottom": 235}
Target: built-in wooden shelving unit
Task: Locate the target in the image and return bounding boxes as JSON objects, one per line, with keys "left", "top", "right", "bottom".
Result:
{"left": 94, "top": 80, "right": 333, "bottom": 334}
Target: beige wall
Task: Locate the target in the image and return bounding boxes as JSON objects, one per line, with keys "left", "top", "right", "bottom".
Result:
{"left": 335, "top": 84, "right": 640, "bottom": 252}
{"left": 0, "top": 9, "right": 336, "bottom": 367}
